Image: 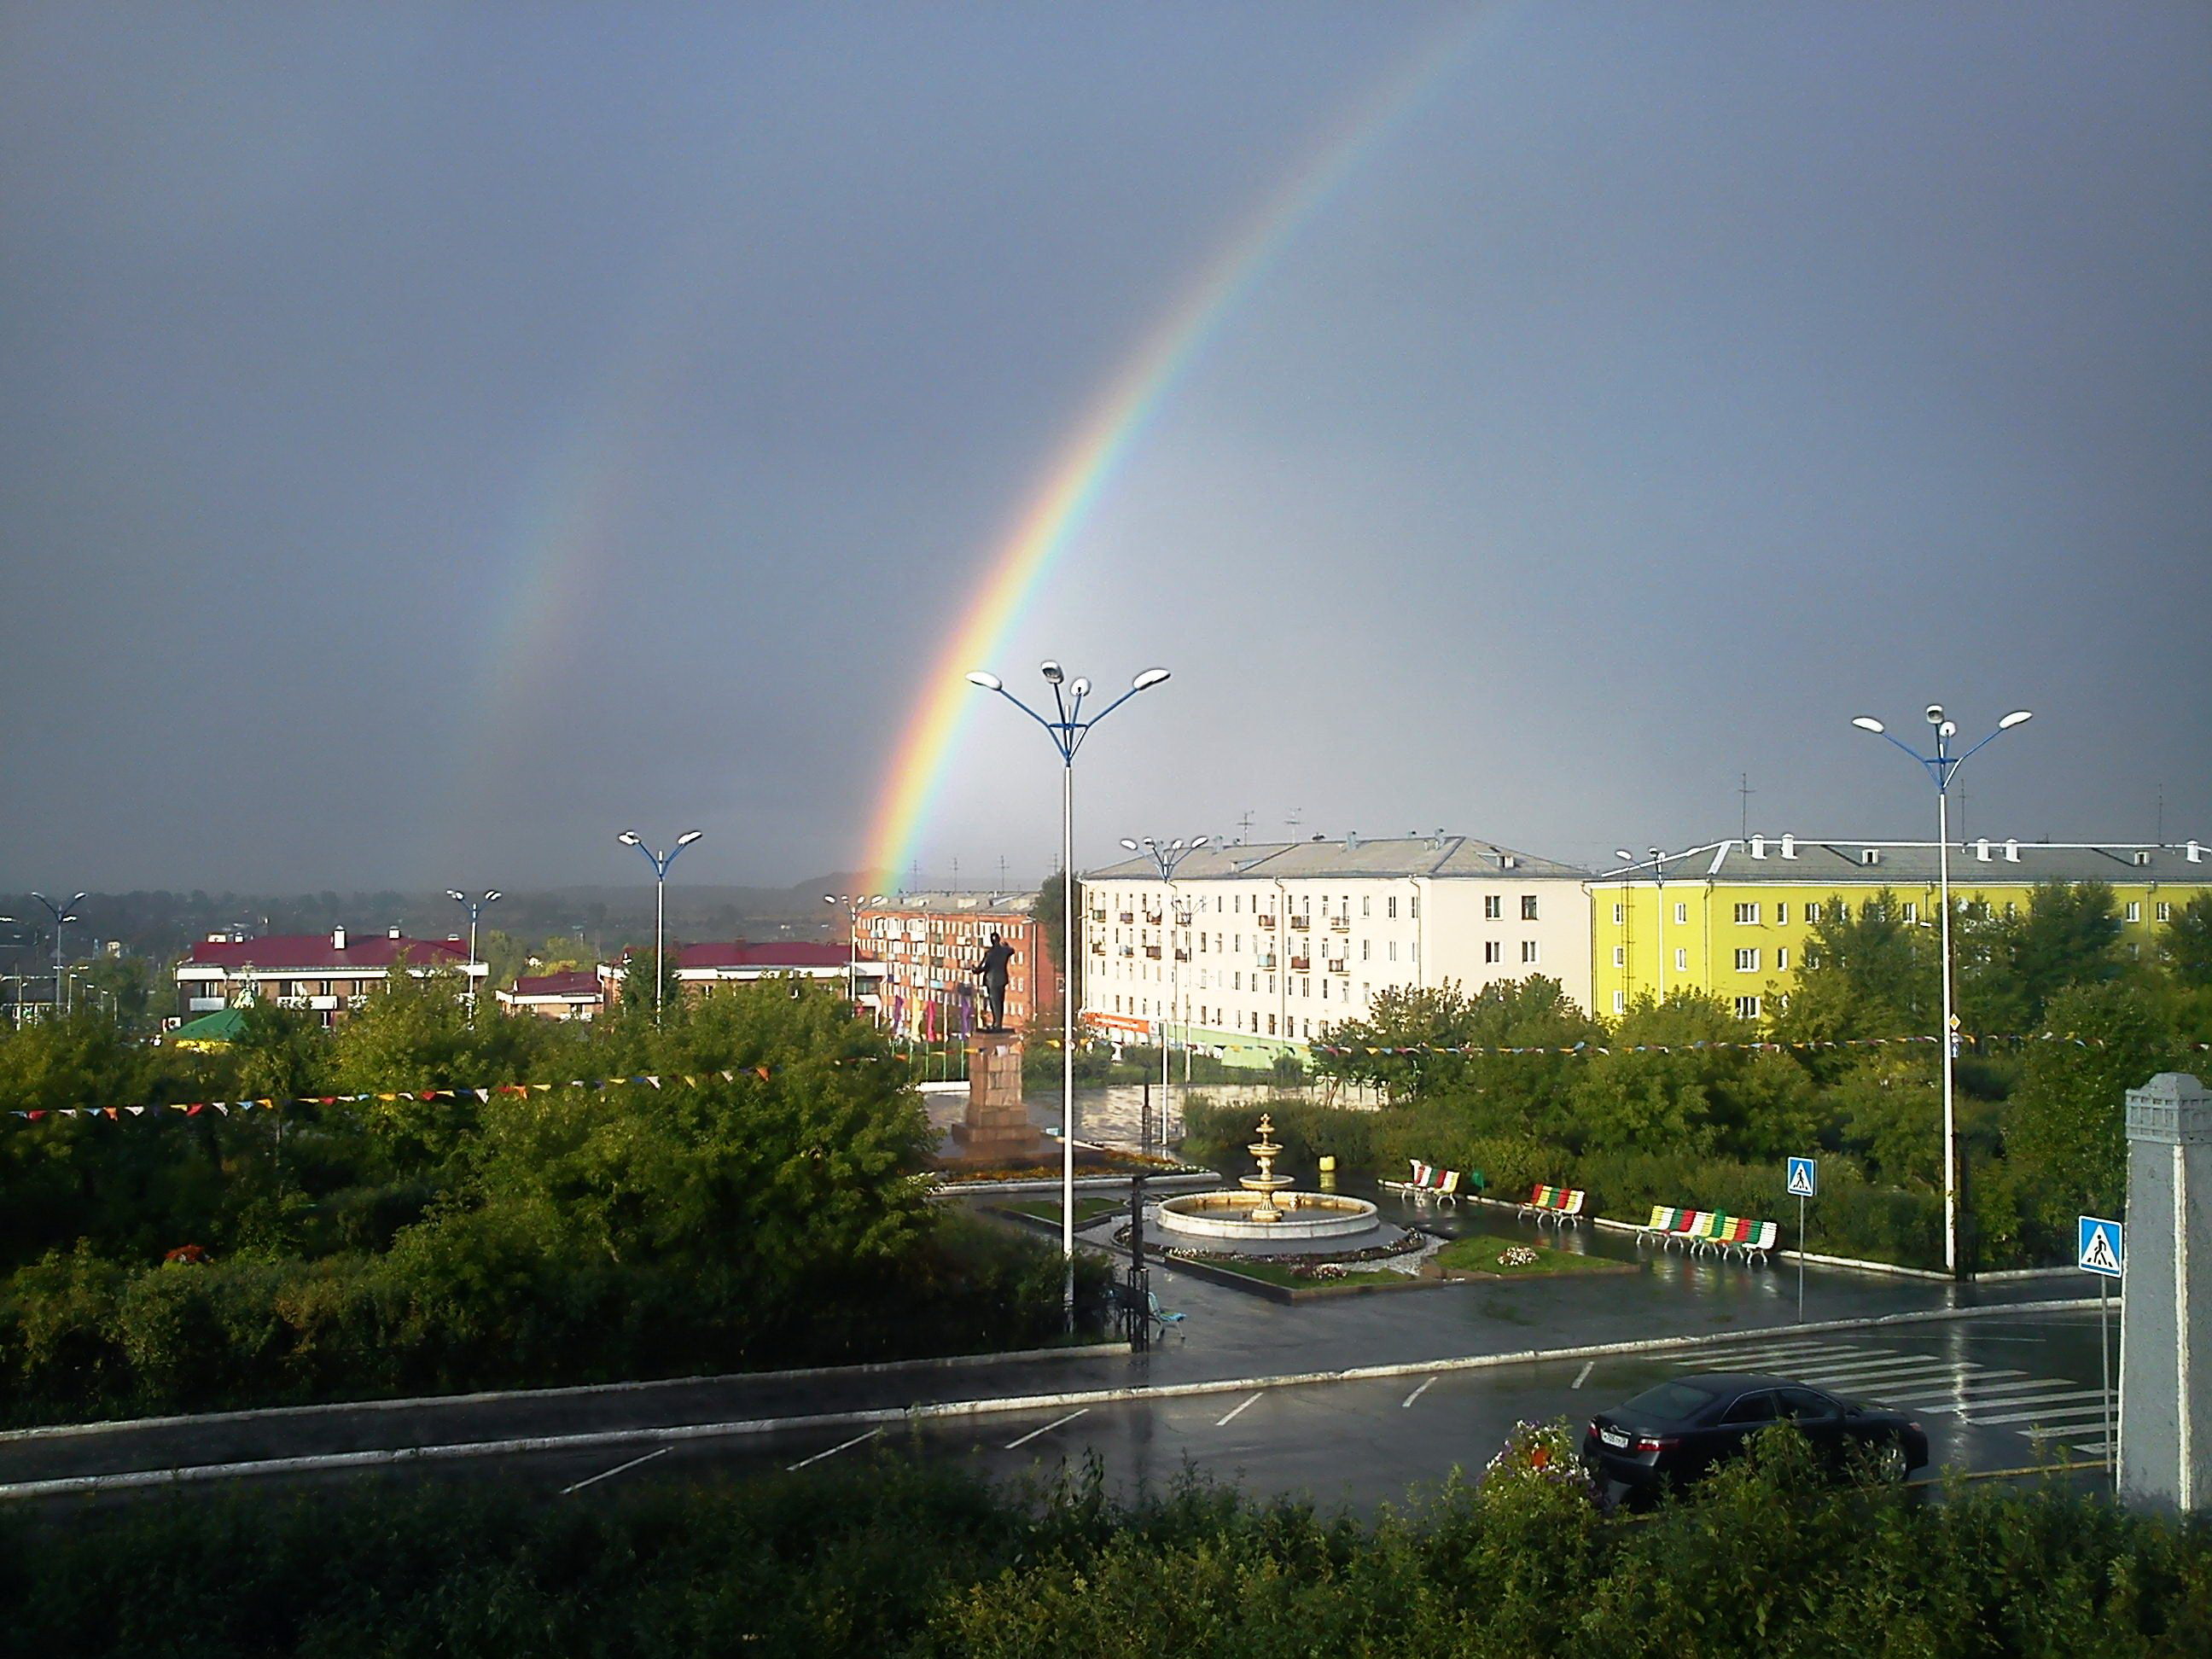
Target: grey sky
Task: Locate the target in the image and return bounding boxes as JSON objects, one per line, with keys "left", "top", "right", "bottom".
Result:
{"left": 3, "top": 3, "right": 2206, "bottom": 894}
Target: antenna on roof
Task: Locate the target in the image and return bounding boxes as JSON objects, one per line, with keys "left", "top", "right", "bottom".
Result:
{"left": 1737, "top": 773, "right": 1755, "bottom": 840}
{"left": 1236, "top": 808, "right": 1254, "bottom": 845}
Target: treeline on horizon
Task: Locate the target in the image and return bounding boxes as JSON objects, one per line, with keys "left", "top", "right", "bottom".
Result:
{"left": 1189, "top": 882, "right": 2212, "bottom": 1271}
{"left": 0, "top": 975, "right": 1093, "bottom": 1425}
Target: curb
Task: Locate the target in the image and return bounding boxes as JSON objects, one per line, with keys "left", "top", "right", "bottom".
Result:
{"left": 0, "top": 1342, "right": 1132, "bottom": 1447}
{"left": 0, "top": 1298, "right": 2103, "bottom": 1502}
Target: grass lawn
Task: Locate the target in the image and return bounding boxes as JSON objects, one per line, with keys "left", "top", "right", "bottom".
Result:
{"left": 1435, "top": 1232, "right": 1627, "bottom": 1278}
{"left": 1191, "top": 1257, "right": 1409, "bottom": 1291}
{"left": 995, "top": 1196, "right": 1126, "bottom": 1226}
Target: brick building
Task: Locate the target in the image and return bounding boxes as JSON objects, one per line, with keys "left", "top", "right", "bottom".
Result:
{"left": 853, "top": 893, "right": 1057, "bottom": 1039}
{"left": 175, "top": 926, "right": 485, "bottom": 1027}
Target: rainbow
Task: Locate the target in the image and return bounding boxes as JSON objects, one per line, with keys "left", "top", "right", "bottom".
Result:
{"left": 859, "top": 10, "right": 1495, "bottom": 894}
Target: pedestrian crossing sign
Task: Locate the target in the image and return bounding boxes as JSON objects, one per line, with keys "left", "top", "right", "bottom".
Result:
{"left": 1786, "top": 1156, "right": 1818, "bottom": 1198}
{"left": 2077, "top": 1216, "right": 2123, "bottom": 1278}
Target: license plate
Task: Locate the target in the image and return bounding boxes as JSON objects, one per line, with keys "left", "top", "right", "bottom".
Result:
{"left": 1599, "top": 1426, "right": 1630, "bottom": 1449}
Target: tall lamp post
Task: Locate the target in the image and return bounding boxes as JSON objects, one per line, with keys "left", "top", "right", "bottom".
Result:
{"left": 824, "top": 893, "right": 885, "bottom": 1015}
{"left": 617, "top": 830, "right": 704, "bottom": 1024}
{"left": 445, "top": 889, "right": 501, "bottom": 1015}
{"left": 27, "top": 893, "right": 85, "bottom": 1017}
{"left": 1851, "top": 703, "right": 2033, "bottom": 1279}
{"left": 1613, "top": 847, "right": 1669, "bottom": 1005}
{"left": 969, "top": 660, "right": 1171, "bottom": 1325}
{"left": 1119, "top": 834, "right": 1210, "bottom": 1149}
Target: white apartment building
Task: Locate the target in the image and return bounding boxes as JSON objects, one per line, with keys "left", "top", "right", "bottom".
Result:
{"left": 1082, "top": 834, "right": 1592, "bottom": 1066}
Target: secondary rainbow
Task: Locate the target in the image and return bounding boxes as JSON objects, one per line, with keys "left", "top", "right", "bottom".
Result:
{"left": 860, "top": 11, "right": 1494, "bottom": 894}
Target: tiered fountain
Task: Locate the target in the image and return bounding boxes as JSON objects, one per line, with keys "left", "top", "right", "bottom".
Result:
{"left": 1155, "top": 1115, "right": 1380, "bottom": 1242}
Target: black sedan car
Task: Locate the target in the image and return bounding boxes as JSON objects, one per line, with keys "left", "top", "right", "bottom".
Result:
{"left": 1581, "top": 1372, "right": 1928, "bottom": 1500}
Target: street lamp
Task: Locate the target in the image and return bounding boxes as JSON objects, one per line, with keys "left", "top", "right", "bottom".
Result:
{"left": 969, "top": 660, "right": 1171, "bottom": 1324}
{"left": 1119, "top": 834, "right": 1210, "bottom": 1150}
{"left": 617, "top": 830, "right": 704, "bottom": 1023}
{"left": 1613, "top": 847, "right": 1670, "bottom": 1005}
{"left": 824, "top": 893, "right": 886, "bottom": 1014}
{"left": 27, "top": 893, "right": 85, "bottom": 1017}
{"left": 445, "top": 889, "right": 501, "bottom": 1014}
{"left": 1852, "top": 704, "right": 2033, "bottom": 1279}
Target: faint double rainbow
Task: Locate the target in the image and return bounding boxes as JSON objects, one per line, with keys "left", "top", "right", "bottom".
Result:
{"left": 859, "top": 9, "right": 1496, "bottom": 894}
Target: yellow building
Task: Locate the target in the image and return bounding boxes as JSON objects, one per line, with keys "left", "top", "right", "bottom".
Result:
{"left": 1589, "top": 835, "right": 2210, "bottom": 1022}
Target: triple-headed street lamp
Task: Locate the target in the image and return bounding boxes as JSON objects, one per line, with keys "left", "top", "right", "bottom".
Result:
{"left": 824, "top": 892, "right": 885, "bottom": 1013}
{"left": 445, "top": 889, "right": 501, "bottom": 1014}
{"left": 1851, "top": 702, "right": 2033, "bottom": 1279}
{"left": 26, "top": 892, "right": 85, "bottom": 1017}
{"left": 617, "top": 830, "right": 704, "bottom": 1024}
{"left": 969, "top": 660, "right": 1171, "bottom": 1326}
{"left": 1119, "top": 835, "right": 1211, "bottom": 1150}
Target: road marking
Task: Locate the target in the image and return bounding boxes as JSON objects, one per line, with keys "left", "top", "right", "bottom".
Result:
{"left": 559, "top": 1446, "right": 668, "bottom": 1495}
{"left": 1894, "top": 1382, "right": 2087, "bottom": 1413}
{"left": 1675, "top": 1342, "right": 1866, "bottom": 1367}
{"left": 1572, "top": 1362, "right": 1594, "bottom": 1390}
{"left": 786, "top": 1427, "right": 882, "bottom": 1470}
{"left": 1216, "top": 1392, "right": 1263, "bottom": 1428}
{"left": 1797, "top": 1358, "right": 1988, "bottom": 1387}
{"left": 1959, "top": 1397, "right": 2110, "bottom": 1428}
{"left": 1004, "top": 1409, "right": 1089, "bottom": 1450}
{"left": 1401, "top": 1377, "right": 1436, "bottom": 1409}
{"left": 1875, "top": 1374, "right": 2057, "bottom": 1406}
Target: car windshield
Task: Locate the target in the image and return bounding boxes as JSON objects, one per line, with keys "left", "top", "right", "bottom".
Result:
{"left": 1617, "top": 1380, "right": 1720, "bottom": 1423}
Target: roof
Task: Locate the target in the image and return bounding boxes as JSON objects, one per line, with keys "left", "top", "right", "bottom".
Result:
{"left": 504, "top": 971, "right": 602, "bottom": 1000}
{"left": 672, "top": 941, "right": 849, "bottom": 970}
{"left": 1592, "top": 838, "right": 2212, "bottom": 888}
{"left": 169, "top": 1007, "right": 246, "bottom": 1043}
{"left": 186, "top": 934, "right": 469, "bottom": 970}
{"left": 1086, "top": 835, "right": 1589, "bottom": 883}
{"left": 864, "top": 892, "right": 1039, "bottom": 917}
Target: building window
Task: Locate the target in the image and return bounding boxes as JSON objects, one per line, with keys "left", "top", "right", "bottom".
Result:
{"left": 1734, "top": 995, "right": 1761, "bottom": 1020}
{"left": 2157, "top": 902, "right": 2172, "bottom": 923}
{"left": 2126, "top": 901, "right": 2142, "bottom": 923}
{"left": 1410, "top": 896, "right": 1419, "bottom": 919}
{"left": 1674, "top": 902, "right": 1687, "bottom": 925}
{"left": 1612, "top": 903, "right": 1625, "bottom": 924}
{"left": 1388, "top": 941, "right": 1399, "bottom": 962}
{"left": 1774, "top": 903, "right": 1788, "bottom": 925}
{"left": 1266, "top": 1015, "right": 1277, "bottom": 1035}
{"left": 1612, "top": 946, "right": 1627, "bottom": 968}
{"left": 1734, "top": 948, "right": 1760, "bottom": 972}
{"left": 1675, "top": 948, "right": 1688, "bottom": 971}
{"left": 1484, "top": 895, "right": 1501, "bottom": 920}
{"left": 1776, "top": 947, "right": 1790, "bottom": 970}
{"left": 1805, "top": 902, "right": 1823, "bottom": 923}
{"left": 1388, "top": 896, "right": 1398, "bottom": 919}
{"left": 1613, "top": 991, "right": 1627, "bottom": 1014}
{"left": 1484, "top": 941, "right": 1502, "bottom": 964}
{"left": 1361, "top": 896, "right": 1371, "bottom": 917}
{"left": 1733, "top": 903, "right": 1760, "bottom": 924}
{"left": 1522, "top": 940, "right": 1539, "bottom": 963}
{"left": 1901, "top": 903, "right": 1918, "bottom": 924}
{"left": 1521, "top": 895, "right": 1539, "bottom": 921}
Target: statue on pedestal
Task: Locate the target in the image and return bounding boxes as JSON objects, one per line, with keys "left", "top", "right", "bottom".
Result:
{"left": 971, "top": 931, "right": 1016, "bottom": 1033}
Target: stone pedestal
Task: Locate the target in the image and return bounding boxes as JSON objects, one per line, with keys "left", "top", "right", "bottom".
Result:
{"left": 2120, "top": 1072, "right": 2212, "bottom": 1515}
{"left": 947, "top": 1033, "right": 1051, "bottom": 1163}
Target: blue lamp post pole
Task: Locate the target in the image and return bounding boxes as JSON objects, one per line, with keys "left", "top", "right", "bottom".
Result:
{"left": 1851, "top": 704, "right": 2033, "bottom": 1278}
{"left": 617, "top": 830, "right": 704, "bottom": 1024}
{"left": 445, "top": 889, "right": 501, "bottom": 1015}
{"left": 969, "top": 661, "right": 1171, "bottom": 1327}
{"left": 824, "top": 893, "right": 886, "bottom": 1014}
{"left": 1120, "top": 834, "right": 1210, "bottom": 1147}
{"left": 28, "top": 893, "right": 84, "bottom": 1017}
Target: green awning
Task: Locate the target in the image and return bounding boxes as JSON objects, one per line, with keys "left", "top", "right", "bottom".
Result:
{"left": 170, "top": 1007, "right": 247, "bottom": 1044}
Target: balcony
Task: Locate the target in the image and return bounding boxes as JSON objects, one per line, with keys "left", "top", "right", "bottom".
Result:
{"left": 1142, "top": 911, "right": 1163, "bottom": 926}
{"left": 1118, "top": 911, "right": 1135, "bottom": 924}
{"left": 1289, "top": 915, "right": 1311, "bottom": 931}
{"left": 1119, "top": 946, "right": 1135, "bottom": 958}
{"left": 1090, "top": 910, "right": 1106, "bottom": 923}
{"left": 1326, "top": 959, "right": 1349, "bottom": 975}
{"left": 1256, "top": 914, "right": 1277, "bottom": 928}
{"left": 1329, "top": 917, "right": 1350, "bottom": 933}
{"left": 1256, "top": 953, "right": 1277, "bottom": 969}
{"left": 1089, "top": 941, "right": 1105, "bottom": 955}
{"left": 1173, "top": 948, "right": 1190, "bottom": 963}
{"left": 1144, "top": 946, "right": 1161, "bottom": 960}
{"left": 1289, "top": 957, "right": 1311, "bottom": 972}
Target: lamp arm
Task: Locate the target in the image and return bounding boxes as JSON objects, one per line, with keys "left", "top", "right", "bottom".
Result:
{"left": 991, "top": 685, "right": 1065, "bottom": 749}
{"left": 1953, "top": 725, "right": 2017, "bottom": 769}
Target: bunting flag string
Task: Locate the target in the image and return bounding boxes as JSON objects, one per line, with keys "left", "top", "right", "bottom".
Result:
{"left": 1309, "top": 1033, "right": 2212, "bottom": 1059}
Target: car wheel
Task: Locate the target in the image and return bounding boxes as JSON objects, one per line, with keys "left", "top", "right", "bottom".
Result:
{"left": 1868, "top": 1438, "right": 1910, "bottom": 1484}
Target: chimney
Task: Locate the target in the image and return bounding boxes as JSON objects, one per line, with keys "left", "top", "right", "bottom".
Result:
{"left": 1345, "top": 831, "right": 1359, "bottom": 851}
{"left": 2004, "top": 839, "right": 2021, "bottom": 863}
{"left": 388, "top": 924, "right": 404, "bottom": 939}
{"left": 331, "top": 926, "right": 346, "bottom": 951}
{"left": 1749, "top": 835, "right": 1767, "bottom": 859}
{"left": 1861, "top": 848, "right": 1881, "bottom": 866}
{"left": 1974, "top": 838, "right": 1990, "bottom": 861}
{"left": 2190, "top": 840, "right": 2203, "bottom": 864}
{"left": 1780, "top": 834, "right": 1796, "bottom": 859}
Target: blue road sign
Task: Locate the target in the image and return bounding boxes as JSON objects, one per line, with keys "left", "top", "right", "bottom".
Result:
{"left": 1786, "top": 1156, "right": 1818, "bottom": 1198}
{"left": 2077, "top": 1215, "right": 2123, "bottom": 1278}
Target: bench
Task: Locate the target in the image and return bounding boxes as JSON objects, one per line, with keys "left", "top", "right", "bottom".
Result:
{"left": 1379, "top": 1161, "right": 1483, "bottom": 1208}
{"left": 1639, "top": 1206, "right": 1778, "bottom": 1263}
{"left": 1518, "top": 1185, "right": 1586, "bottom": 1227}
{"left": 1377, "top": 1160, "right": 1441, "bottom": 1198}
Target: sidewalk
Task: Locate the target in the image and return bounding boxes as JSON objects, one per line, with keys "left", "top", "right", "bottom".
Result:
{"left": 0, "top": 1239, "right": 2093, "bottom": 1493}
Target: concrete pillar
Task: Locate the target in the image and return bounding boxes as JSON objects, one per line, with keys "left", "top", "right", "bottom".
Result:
{"left": 2119, "top": 1072, "right": 2212, "bottom": 1515}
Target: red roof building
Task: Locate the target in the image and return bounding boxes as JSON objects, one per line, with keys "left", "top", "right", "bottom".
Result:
{"left": 598, "top": 940, "right": 853, "bottom": 1005}
{"left": 496, "top": 970, "right": 605, "bottom": 1022}
{"left": 176, "top": 926, "right": 485, "bottom": 1027}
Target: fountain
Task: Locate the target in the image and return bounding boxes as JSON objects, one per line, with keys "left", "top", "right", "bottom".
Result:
{"left": 1155, "top": 1115, "right": 1381, "bottom": 1242}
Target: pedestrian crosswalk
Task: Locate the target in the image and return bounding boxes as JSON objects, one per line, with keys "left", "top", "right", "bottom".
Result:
{"left": 1676, "top": 1335, "right": 2113, "bottom": 1458}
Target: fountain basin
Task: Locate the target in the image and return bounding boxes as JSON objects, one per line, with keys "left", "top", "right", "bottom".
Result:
{"left": 1155, "top": 1190, "right": 1380, "bottom": 1241}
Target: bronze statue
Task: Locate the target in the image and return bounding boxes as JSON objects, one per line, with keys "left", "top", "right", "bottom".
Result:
{"left": 972, "top": 931, "right": 1016, "bottom": 1032}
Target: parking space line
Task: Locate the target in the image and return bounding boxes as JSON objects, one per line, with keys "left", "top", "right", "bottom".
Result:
{"left": 1401, "top": 1378, "right": 1435, "bottom": 1409}
{"left": 1215, "top": 1393, "right": 1263, "bottom": 1428}
{"left": 1003, "top": 1409, "right": 1088, "bottom": 1451}
{"left": 786, "top": 1427, "right": 882, "bottom": 1470}
{"left": 1572, "top": 1362, "right": 1594, "bottom": 1389}
{"left": 558, "top": 1446, "right": 669, "bottom": 1496}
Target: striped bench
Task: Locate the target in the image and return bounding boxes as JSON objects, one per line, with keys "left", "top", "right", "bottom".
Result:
{"left": 1639, "top": 1207, "right": 1778, "bottom": 1263}
{"left": 1518, "top": 1185, "right": 1586, "bottom": 1227}
{"left": 1378, "top": 1160, "right": 1441, "bottom": 1198}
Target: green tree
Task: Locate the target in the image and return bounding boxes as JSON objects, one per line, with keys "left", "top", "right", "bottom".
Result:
{"left": 1769, "top": 890, "right": 1934, "bottom": 1045}
{"left": 2005, "top": 981, "right": 2177, "bottom": 1237}
{"left": 1033, "top": 873, "right": 1080, "bottom": 1009}
{"left": 1985, "top": 881, "right": 2122, "bottom": 1027}
{"left": 2161, "top": 893, "right": 2212, "bottom": 988}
